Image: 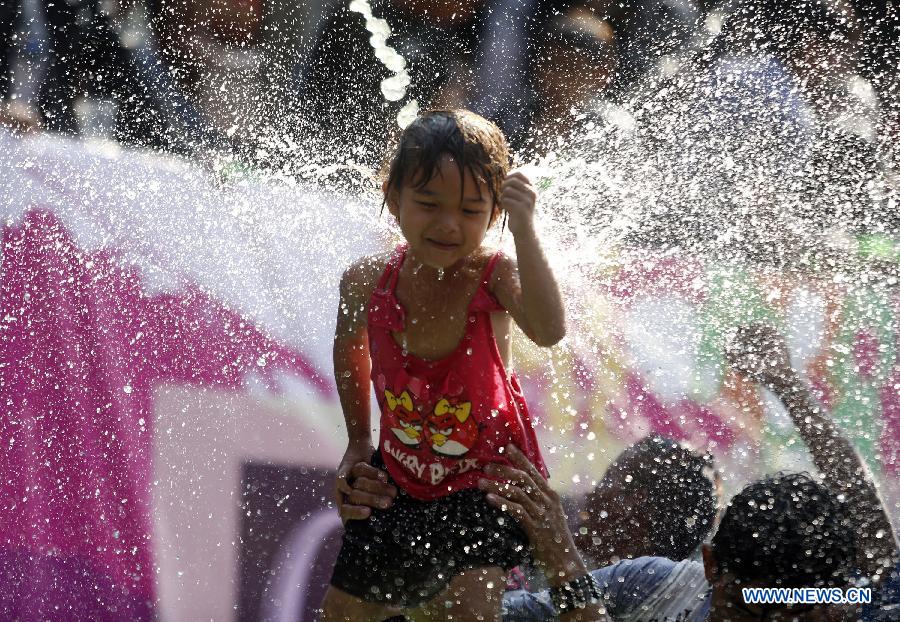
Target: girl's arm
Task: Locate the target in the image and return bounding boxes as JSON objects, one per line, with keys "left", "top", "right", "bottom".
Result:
{"left": 492, "top": 171, "right": 566, "bottom": 347}
{"left": 332, "top": 259, "right": 379, "bottom": 520}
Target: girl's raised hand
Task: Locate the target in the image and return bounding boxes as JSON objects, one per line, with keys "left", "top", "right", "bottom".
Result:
{"left": 500, "top": 171, "right": 538, "bottom": 237}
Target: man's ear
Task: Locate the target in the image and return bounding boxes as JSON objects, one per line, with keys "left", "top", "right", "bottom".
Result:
{"left": 383, "top": 181, "right": 400, "bottom": 218}
{"left": 701, "top": 543, "right": 720, "bottom": 584}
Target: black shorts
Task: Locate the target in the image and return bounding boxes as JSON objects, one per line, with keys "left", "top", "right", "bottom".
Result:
{"left": 329, "top": 451, "right": 531, "bottom": 609}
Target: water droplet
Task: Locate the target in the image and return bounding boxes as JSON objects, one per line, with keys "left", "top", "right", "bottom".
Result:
{"left": 397, "top": 99, "right": 419, "bottom": 129}
{"left": 123, "top": 385, "right": 132, "bottom": 394}
{"left": 365, "top": 17, "right": 390, "bottom": 38}
{"left": 348, "top": 0, "right": 372, "bottom": 17}
{"left": 380, "top": 71, "right": 410, "bottom": 101}
{"left": 376, "top": 48, "right": 406, "bottom": 73}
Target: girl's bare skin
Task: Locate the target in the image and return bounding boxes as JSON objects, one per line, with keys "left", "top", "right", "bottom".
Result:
{"left": 324, "top": 145, "right": 564, "bottom": 621}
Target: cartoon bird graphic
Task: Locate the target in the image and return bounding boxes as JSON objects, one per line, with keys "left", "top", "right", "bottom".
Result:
{"left": 385, "top": 389, "right": 423, "bottom": 447}
{"left": 425, "top": 397, "right": 478, "bottom": 457}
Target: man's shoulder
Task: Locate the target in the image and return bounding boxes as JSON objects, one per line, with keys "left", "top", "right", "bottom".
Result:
{"left": 592, "top": 556, "right": 694, "bottom": 595}
{"left": 593, "top": 555, "right": 694, "bottom": 581}
{"left": 592, "top": 557, "right": 709, "bottom": 621}
{"left": 503, "top": 557, "right": 708, "bottom": 622}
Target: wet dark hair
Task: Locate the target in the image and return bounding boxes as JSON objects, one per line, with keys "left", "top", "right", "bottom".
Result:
{"left": 586, "top": 435, "right": 718, "bottom": 560}
{"left": 628, "top": 435, "right": 717, "bottom": 560}
{"left": 382, "top": 109, "right": 511, "bottom": 226}
{"left": 712, "top": 472, "right": 856, "bottom": 588}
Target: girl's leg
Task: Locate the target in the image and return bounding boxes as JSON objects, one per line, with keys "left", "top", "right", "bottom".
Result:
{"left": 408, "top": 566, "right": 507, "bottom": 622}
{"left": 321, "top": 585, "right": 401, "bottom": 622}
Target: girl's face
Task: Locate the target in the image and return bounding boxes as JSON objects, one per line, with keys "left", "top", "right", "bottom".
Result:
{"left": 386, "top": 154, "right": 497, "bottom": 269}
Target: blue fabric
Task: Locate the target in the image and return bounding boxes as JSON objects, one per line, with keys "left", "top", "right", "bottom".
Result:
{"left": 862, "top": 560, "right": 900, "bottom": 621}
{"left": 503, "top": 557, "right": 711, "bottom": 621}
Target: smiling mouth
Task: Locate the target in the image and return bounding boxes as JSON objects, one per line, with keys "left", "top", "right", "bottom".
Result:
{"left": 426, "top": 239, "right": 460, "bottom": 250}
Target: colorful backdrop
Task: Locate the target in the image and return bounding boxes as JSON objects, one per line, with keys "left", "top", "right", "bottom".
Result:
{"left": 1, "top": 130, "right": 896, "bottom": 620}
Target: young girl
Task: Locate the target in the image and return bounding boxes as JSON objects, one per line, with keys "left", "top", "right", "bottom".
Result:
{"left": 323, "top": 109, "right": 565, "bottom": 621}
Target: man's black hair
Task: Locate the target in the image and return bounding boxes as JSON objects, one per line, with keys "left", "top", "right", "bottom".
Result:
{"left": 588, "top": 435, "right": 719, "bottom": 560}
{"left": 632, "top": 436, "right": 718, "bottom": 560}
{"left": 712, "top": 472, "right": 856, "bottom": 588}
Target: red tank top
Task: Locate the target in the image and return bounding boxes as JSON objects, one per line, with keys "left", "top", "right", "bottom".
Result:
{"left": 367, "top": 245, "right": 548, "bottom": 501}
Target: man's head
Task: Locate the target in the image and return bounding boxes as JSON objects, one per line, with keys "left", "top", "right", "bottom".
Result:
{"left": 703, "top": 472, "right": 857, "bottom": 620}
{"left": 533, "top": 8, "right": 618, "bottom": 119}
{"left": 577, "top": 435, "right": 719, "bottom": 565}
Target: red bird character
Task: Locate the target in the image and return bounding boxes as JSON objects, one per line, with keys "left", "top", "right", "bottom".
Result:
{"left": 425, "top": 397, "right": 479, "bottom": 457}
{"left": 384, "top": 389, "right": 423, "bottom": 447}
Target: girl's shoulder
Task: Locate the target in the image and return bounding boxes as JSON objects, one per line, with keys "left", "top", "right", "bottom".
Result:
{"left": 452, "top": 247, "right": 505, "bottom": 285}
{"left": 340, "top": 252, "right": 393, "bottom": 301}
{"left": 478, "top": 247, "right": 516, "bottom": 292}
{"left": 471, "top": 246, "right": 506, "bottom": 268}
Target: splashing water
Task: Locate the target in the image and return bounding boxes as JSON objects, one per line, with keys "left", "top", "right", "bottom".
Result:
{"left": 349, "top": 0, "right": 419, "bottom": 129}
{"left": 290, "top": 1, "right": 898, "bottom": 503}
{"left": 433, "top": 9, "right": 890, "bottom": 507}
{"left": 1, "top": 1, "right": 898, "bottom": 618}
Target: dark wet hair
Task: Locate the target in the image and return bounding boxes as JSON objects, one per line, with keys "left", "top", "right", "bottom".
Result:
{"left": 382, "top": 109, "right": 511, "bottom": 225}
{"left": 587, "top": 435, "right": 718, "bottom": 560}
{"left": 712, "top": 472, "right": 856, "bottom": 588}
{"left": 630, "top": 435, "right": 717, "bottom": 560}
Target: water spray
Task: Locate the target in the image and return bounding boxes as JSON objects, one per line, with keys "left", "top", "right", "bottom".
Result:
{"left": 348, "top": 0, "right": 419, "bottom": 128}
